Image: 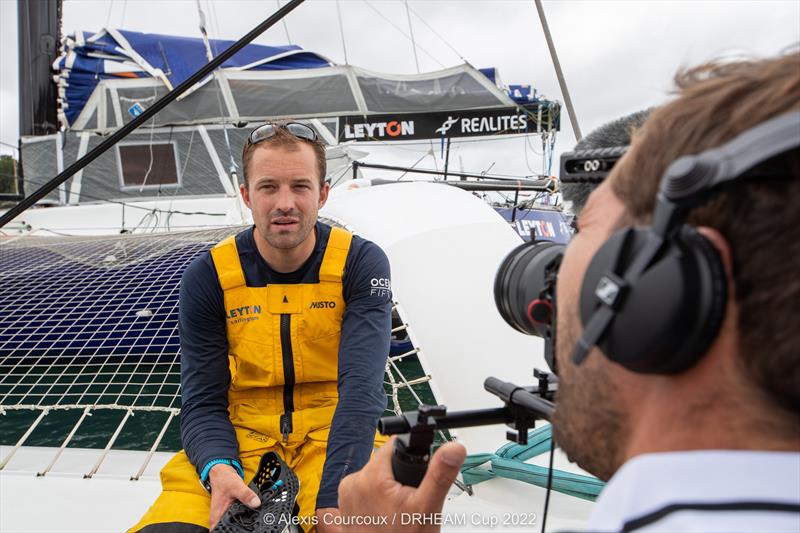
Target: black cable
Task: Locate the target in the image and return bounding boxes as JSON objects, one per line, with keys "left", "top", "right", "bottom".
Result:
{"left": 541, "top": 432, "right": 556, "bottom": 533}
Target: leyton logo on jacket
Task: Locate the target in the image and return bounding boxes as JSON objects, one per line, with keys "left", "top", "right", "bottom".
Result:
{"left": 225, "top": 305, "right": 262, "bottom": 324}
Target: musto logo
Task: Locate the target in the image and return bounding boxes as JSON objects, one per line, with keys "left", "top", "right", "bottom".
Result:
{"left": 343, "top": 120, "right": 415, "bottom": 140}
{"left": 309, "top": 301, "right": 336, "bottom": 309}
{"left": 226, "top": 305, "right": 261, "bottom": 324}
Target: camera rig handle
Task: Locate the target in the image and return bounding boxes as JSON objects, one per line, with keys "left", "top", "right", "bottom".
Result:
{"left": 378, "top": 370, "right": 558, "bottom": 487}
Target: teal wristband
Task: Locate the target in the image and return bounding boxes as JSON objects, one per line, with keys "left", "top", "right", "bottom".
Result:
{"left": 200, "top": 458, "right": 245, "bottom": 488}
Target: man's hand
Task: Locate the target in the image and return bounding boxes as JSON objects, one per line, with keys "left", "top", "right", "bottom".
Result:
{"left": 316, "top": 507, "right": 343, "bottom": 533}
{"left": 338, "top": 437, "right": 466, "bottom": 533}
{"left": 208, "top": 463, "right": 261, "bottom": 530}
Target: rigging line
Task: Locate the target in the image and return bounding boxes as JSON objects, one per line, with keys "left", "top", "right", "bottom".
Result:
{"left": 276, "top": 0, "right": 293, "bottom": 43}
{"left": 395, "top": 152, "right": 429, "bottom": 181}
{"left": 207, "top": 0, "right": 222, "bottom": 55}
{"left": 196, "top": 0, "right": 239, "bottom": 177}
{"left": 165, "top": 128, "right": 197, "bottom": 227}
{"left": 523, "top": 134, "right": 537, "bottom": 174}
{"left": 406, "top": 3, "right": 468, "bottom": 64}
{"left": 329, "top": 163, "right": 353, "bottom": 189}
{"left": 402, "top": 0, "right": 439, "bottom": 172}
{"left": 525, "top": 132, "right": 547, "bottom": 156}
{"left": 359, "top": 131, "right": 556, "bottom": 148}
{"left": 354, "top": 155, "right": 543, "bottom": 181}
{"left": 21, "top": 9, "right": 37, "bottom": 136}
{"left": 15, "top": 177, "right": 226, "bottom": 217}
{"left": 533, "top": 0, "right": 582, "bottom": 141}
{"left": 104, "top": 0, "right": 116, "bottom": 29}
{"left": 137, "top": 86, "right": 159, "bottom": 194}
{"left": 429, "top": 143, "right": 440, "bottom": 172}
{"left": 335, "top": 0, "right": 349, "bottom": 65}
{"left": 196, "top": 0, "right": 215, "bottom": 60}
{"left": 120, "top": 0, "right": 128, "bottom": 27}
{"left": 404, "top": 0, "right": 421, "bottom": 73}
{"left": 0, "top": 140, "right": 20, "bottom": 152}
{"left": 361, "top": 143, "right": 432, "bottom": 154}
{"left": 361, "top": 0, "right": 446, "bottom": 69}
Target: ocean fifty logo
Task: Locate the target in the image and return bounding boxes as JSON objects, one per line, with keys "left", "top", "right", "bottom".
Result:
{"left": 370, "top": 277, "right": 391, "bottom": 297}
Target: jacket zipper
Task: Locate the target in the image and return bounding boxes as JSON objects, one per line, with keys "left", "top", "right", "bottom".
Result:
{"left": 279, "top": 313, "right": 294, "bottom": 442}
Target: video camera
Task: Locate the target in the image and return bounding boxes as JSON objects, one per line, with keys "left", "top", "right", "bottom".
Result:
{"left": 559, "top": 145, "right": 627, "bottom": 184}
{"left": 378, "top": 148, "right": 622, "bottom": 487}
{"left": 493, "top": 144, "right": 630, "bottom": 372}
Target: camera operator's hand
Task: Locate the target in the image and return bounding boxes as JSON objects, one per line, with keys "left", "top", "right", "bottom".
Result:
{"left": 207, "top": 463, "right": 261, "bottom": 530}
{"left": 338, "top": 437, "right": 466, "bottom": 533}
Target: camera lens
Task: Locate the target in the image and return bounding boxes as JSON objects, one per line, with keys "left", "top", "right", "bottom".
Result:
{"left": 494, "top": 241, "right": 565, "bottom": 336}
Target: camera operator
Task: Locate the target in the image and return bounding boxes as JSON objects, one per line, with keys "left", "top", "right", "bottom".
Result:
{"left": 338, "top": 52, "right": 800, "bottom": 532}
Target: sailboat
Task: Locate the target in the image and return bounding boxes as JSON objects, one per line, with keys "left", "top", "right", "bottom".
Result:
{"left": 0, "top": 2, "right": 593, "bottom": 531}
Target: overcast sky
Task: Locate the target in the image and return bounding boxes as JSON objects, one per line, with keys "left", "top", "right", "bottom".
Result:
{"left": 1, "top": 0, "right": 798, "bottom": 180}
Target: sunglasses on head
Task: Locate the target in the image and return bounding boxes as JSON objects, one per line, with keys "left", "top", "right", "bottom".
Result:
{"left": 247, "top": 122, "right": 318, "bottom": 146}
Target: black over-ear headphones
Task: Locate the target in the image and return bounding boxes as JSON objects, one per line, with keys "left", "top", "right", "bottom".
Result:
{"left": 573, "top": 111, "right": 800, "bottom": 374}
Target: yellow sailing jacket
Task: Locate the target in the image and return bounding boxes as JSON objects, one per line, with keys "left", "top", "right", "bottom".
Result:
{"left": 209, "top": 226, "right": 353, "bottom": 444}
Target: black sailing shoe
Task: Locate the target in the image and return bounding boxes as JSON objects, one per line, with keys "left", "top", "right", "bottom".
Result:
{"left": 212, "top": 452, "right": 302, "bottom": 533}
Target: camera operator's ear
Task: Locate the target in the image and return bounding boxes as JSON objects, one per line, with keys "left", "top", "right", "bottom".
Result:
{"left": 695, "top": 227, "right": 734, "bottom": 287}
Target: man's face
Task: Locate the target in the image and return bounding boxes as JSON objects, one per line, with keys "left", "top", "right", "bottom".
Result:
{"left": 551, "top": 179, "right": 632, "bottom": 481}
{"left": 241, "top": 142, "right": 329, "bottom": 251}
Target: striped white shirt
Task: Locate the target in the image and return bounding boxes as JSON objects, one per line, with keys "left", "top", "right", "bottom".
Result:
{"left": 586, "top": 450, "right": 800, "bottom": 532}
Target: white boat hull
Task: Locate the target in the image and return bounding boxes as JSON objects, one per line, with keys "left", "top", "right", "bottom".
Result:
{"left": 0, "top": 445, "right": 592, "bottom": 532}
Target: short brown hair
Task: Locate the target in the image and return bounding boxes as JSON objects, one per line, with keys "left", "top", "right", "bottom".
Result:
{"left": 241, "top": 123, "right": 327, "bottom": 188}
{"left": 610, "top": 52, "right": 800, "bottom": 413}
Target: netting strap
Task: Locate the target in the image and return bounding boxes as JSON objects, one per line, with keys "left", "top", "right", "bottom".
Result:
{"left": 84, "top": 408, "right": 134, "bottom": 479}
{"left": 461, "top": 425, "right": 604, "bottom": 502}
{"left": 131, "top": 408, "right": 178, "bottom": 481}
{"left": 37, "top": 406, "right": 92, "bottom": 477}
{"left": 0, "top": 408, "right": 50, "bottom": 470}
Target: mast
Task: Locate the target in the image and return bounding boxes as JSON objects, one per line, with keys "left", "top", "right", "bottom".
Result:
{"left": 534, "top": 0, "right": 582, "bottom": 142}
{"left": 18, "top": 0, "right": 61, "bottom": 136}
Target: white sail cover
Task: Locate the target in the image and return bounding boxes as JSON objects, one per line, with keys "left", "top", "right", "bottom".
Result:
{"left": 322, "top": 181, "right": 545, "bottom": 453}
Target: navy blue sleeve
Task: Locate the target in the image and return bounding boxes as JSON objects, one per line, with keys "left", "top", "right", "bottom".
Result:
{"left": 179, "top": 254, "right": 240, "bottom": 476}
{"left": 316, "top": 239, "right": 392, "bottom": 509}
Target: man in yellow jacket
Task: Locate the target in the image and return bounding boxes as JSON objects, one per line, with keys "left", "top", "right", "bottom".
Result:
{"left": 132, "top": 123, "right": 392, "bottom": 532}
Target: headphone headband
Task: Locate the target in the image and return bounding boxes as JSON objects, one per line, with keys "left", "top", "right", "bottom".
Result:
{"left": 653, "top": 110, "right": 800, "bottom": 237}
{"left": 572, "top": 110, "right": 800, "bottom": 367}
{"left": 661, "top": 110, "right": 800, "bottom": 203}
